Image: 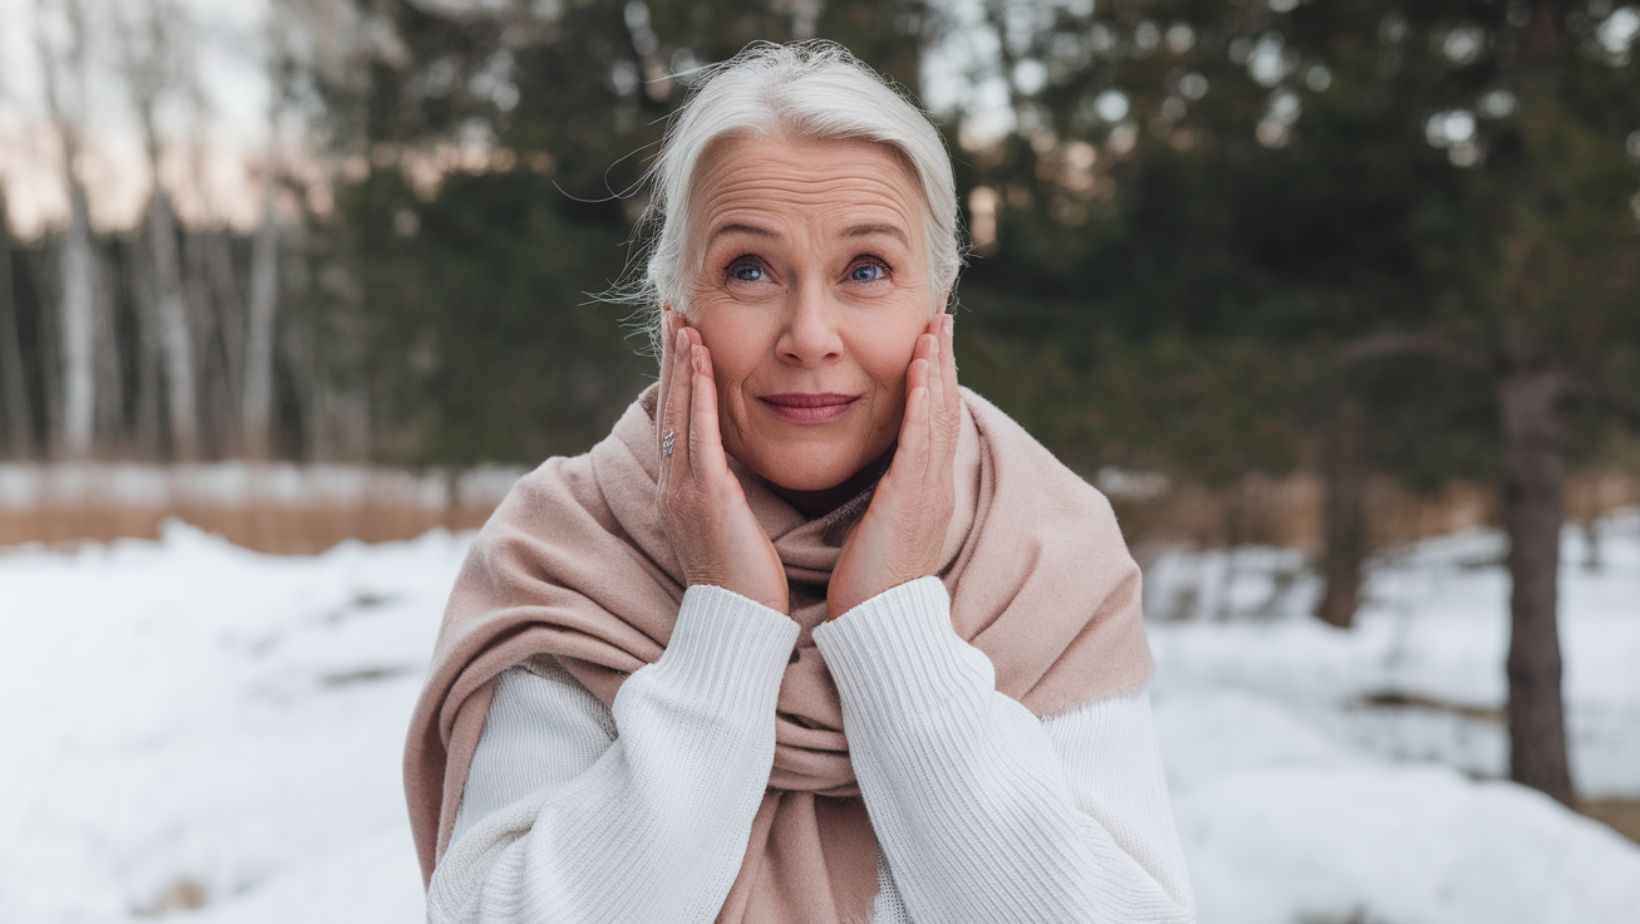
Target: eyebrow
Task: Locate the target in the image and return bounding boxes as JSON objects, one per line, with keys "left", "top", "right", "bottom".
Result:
{"left": 708, "top": 221, "right": 910, "bottom": 249}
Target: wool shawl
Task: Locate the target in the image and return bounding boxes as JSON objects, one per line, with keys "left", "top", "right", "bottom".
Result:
{"left": 403, "top": 378, "right": 1155, "bottom": 923}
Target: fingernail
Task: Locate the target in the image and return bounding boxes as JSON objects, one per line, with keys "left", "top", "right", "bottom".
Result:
{"left": 945, "top": 314, "right": 954, "bottom": 334}
{"left": 676, "top": 328, "right": 688, "bottom": 351}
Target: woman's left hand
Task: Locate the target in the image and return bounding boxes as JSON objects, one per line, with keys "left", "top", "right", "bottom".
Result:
{"left": 826, "top": 312, "right": 960, "bottom": 621}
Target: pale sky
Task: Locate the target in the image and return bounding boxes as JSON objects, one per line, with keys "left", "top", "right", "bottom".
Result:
{"left": 0, "top": 0, "right": 279, "bottom": 234}
{"left": 0, "top": 0, "right": 1038, "bottom": 237}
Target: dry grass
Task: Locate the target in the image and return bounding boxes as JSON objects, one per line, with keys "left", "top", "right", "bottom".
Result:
{"left": 1354, "top": 690, "right": 1506, "bottom": 724}
{"left": 133, "top": 878, "right": 205, "bottom": 916}
{"left": 1580, "top": 798, "right": 1640, "bottom": 847}
{"left": 0, "top": 497, "right": 501, "bottom": 554}
{"left": 1111, "top": 470, "right": 1637, "bottom": 553}
{"left": 0, "top": 464, "right": 1634, "bottom": 556}
{"left": 0, "top": 463, "right": 520, "bottom": 554}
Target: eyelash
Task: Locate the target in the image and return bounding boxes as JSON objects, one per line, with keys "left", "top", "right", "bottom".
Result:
{"left": 724, "top": 254, "right": 893, "bottom": 285}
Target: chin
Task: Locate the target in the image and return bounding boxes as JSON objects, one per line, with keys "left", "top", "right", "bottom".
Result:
{"left": 747, "top": 453, "right": 860, "bottom": 492}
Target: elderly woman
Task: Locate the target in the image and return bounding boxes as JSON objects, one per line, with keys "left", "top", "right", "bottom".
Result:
{"left": 405, "top": 40, "right": 1196, "bottom": 924}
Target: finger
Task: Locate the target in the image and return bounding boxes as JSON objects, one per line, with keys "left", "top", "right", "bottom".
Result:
{"left": 895, "top": 351, "right": 923, "bottom": 455}
{"left": 689, "top": 343, "right": 728, "bottom": 480}
{"left": 940, "top": 313, "right": 958, "bottom": 399}
{"left": 920, "top": 335, "right": 936, "bottom": 481}
{"left": 665, "top": 324, "right": 693, "bottom": 465}
{"left": 898, "top": 351, "right": 932, "bottom": 483}
{"left": 938, "top": 312, "right": 960, "bottom": 464}
{"left": 925, "top": 322, "right": 946, "bottom": 450}
{"left": 658, "top": 309, "right": 676, "bottom": 438}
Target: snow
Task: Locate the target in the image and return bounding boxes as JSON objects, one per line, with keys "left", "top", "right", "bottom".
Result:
{"left": 1144, "top": 510, "right": 1640, "bottom": 801}
{"left": 1, "top": 508, "right": 1637, "bottom": 923}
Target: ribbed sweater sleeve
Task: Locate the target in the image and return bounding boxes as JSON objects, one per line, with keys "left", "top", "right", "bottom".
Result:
{"left": 425, "top": 583, "right": 800, "bottom": 924}
{"left": 811, "top": 576, "right": 1198, "bottom": 924}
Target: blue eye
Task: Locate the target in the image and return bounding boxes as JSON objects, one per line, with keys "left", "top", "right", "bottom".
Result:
{"left": 850, "top": 259, "right": 889, "bottom": 282}
{"left": 729, "top": 261, "right": 764, "bottom": 282}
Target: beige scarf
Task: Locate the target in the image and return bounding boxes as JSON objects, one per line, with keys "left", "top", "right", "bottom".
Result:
{"left": 403, "top": 378, "right": 1154, "bottom": 923}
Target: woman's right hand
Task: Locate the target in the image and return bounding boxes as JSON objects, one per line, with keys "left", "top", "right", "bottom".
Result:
{"left": 655, "top": 307, "right": 791, "bottom": 615}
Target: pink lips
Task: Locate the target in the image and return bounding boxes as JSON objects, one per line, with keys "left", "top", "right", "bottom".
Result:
{"left": 759, "top": 392, "right": 860, "bottom": 424}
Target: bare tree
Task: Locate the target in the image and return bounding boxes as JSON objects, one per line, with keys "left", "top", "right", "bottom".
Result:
{"left": 36, "top": 0, "right": 98, "bottom": 462}
{"left": 117, "top": 0, "right": 201, "bottom": 461}
{"left": 241, "top": 186, "right": 283, "bottom": 460}
{"left": 240, "top": 5, "right": 299, "bottom": 461}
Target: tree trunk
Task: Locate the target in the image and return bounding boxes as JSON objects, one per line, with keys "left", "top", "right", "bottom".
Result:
{"left": 0, "top": 196, "right": 36, "bottom": 459}
{"left": 58, "top": 179, "right": 97, "bottom": 462}
{"left": 199, "top": 229, "right": 246, "bottom": 457}
{"left": 92, "top": 245, "right": 123, "bottom": 456}
{"left": 32, "top": 249, "right": 64, "bottom": 461}
{"left": 1316, "top": 393, "right": 1366, "bottom": 628}
{"left": 1497, "top": 365, "right": 1575, "bottom": 806}
{"left": 242, "top": 186, "right": 280, "bottom": 460}
{"left": 146, "top": 189, "right": 200, "bottom": 462}
{"left": 1579, "top": 510, "right": 1600, "bottom": 572}
{"left": 129, "top": 249, "right": 164, "bottom": 460}
{"left": 40, "top": 0, "right": 98, "bottom": 463}
{"left": 277, "top": 215, "right": 314, "bottom": 462}
{"left": 279, "top": 295, "right": 314, "bottom": 462}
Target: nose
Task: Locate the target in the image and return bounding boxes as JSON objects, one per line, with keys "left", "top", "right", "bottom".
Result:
{"left": 776, "top": 278, "right": 844, "bottom": 367}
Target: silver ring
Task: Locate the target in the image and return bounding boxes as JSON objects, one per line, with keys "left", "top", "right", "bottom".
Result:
{"left": 662, "top": 428, "right": 676, "bottom": 456}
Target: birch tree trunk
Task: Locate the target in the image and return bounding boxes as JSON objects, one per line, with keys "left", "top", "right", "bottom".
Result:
{"left": 242, "top": 182, "right": 281, "bottom": 461}
{"left": 57, "top": 165, "right": 96, "bottom": 461}
{"left": 119, "top": 0, "right": 204, "bottom": 462}
{"left": 130, "top": 263, "right": 164, "bottom": 461}
{"left": 145, "top": 188, "right": 200, "bottom": 461}
{"left": 39, "top": 0, "right": 97, "bottom": 462}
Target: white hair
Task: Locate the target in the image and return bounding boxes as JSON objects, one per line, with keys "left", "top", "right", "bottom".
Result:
{"left": 606, "top": 39, "right": 967, "bottom": 361}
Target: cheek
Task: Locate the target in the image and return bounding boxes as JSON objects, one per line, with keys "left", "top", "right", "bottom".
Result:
{"left": 692, "top": 322, "right": 757, "bottom": 380}
{"left": 692, "top": 325, "right": 761, "bottom": 441}
{"left": 854, "top": 336, "right": 918, "bottom": 390}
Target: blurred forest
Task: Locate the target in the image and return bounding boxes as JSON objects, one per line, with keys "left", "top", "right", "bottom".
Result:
{"left": 2, "top": 0, "right": 1639, "bottom": 805}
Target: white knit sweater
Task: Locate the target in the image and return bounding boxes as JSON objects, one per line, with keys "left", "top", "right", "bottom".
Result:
{"left": 425, "top": 576, "right": 1197, "bottom": 923}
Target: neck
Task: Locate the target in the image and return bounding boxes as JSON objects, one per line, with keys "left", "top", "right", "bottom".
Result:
{"left": 761, "top": 443, "right": 896, "bottom": 519}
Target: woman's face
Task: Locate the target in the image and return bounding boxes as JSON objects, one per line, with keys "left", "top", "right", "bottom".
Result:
{"left": 677, "top": 131, "right": 940, "bottom": 493}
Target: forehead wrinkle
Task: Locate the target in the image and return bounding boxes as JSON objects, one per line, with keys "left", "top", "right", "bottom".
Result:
{"left": 685, "top": 138, "right": 930, "bottom": 276}
{"left": 696, "top": 180, "right": 923, "bottom": 253}
{"left": 840, "top": 223, "right": 911, "bottom": 248}
{"left": 701, "top": 171, "right": 918, "bottom": 214}
{"left": 706, "top": 220, "right": 913, "bottom": 251}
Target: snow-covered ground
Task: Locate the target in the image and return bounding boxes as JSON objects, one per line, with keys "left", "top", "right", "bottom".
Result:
{"left": 1, "top": 507, "right": 1637, "bottom": 923}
